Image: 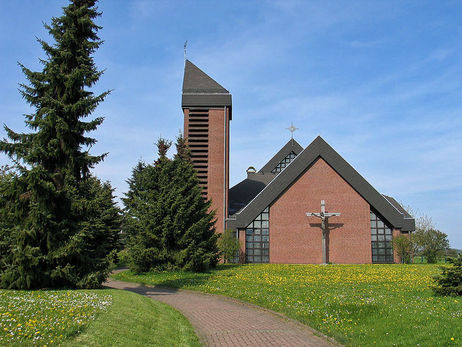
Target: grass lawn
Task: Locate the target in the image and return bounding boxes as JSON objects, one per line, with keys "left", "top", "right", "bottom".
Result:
{"left": 114, "top": 264, "right": 462, "bottom": 346}
{"left": 0, "top": 288, "right": 200, "bottom": 346}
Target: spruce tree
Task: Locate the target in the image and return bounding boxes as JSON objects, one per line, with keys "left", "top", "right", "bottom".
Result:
{"left": 171, "top": 136, "right": 219, "bottom": 271}
{"left": 0, "top": 0, "right": 120, "bottom": 289}
{"left": 122, "top": 139, "right": 173, "bottom": 272}
{"left": 123, "top": 136, "right": 219, "bottom": 273}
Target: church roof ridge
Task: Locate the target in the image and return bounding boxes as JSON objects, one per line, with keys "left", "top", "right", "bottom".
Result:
{"left": 227, "top": 136, "right": 415, "bottom": 232}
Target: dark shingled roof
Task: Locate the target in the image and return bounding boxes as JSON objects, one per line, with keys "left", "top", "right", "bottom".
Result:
{"left": 229, "top": 179, "right": 268, "bottom": 215}
{"left": 382, "top": 195, "right": 414, "bottom": 219}
{"left": 227, "top": 136, "right": 415, "bottom": 232}
{"left": 228, "top": 140, "right": 302, "bottom": 215}
{"left": 182, "top": 60, "right": 232, "bottom": 111}
{"left": 259, "top": 139, "right": 303, "bottom": 173}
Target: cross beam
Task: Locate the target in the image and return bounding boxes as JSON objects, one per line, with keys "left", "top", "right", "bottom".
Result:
{"left": 306, "top": 200, "right": 341, "bottom": 264}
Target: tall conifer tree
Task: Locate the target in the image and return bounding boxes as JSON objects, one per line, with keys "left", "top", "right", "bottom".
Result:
{"left": 0, "top": 0, "right": 120, "bottom": 289}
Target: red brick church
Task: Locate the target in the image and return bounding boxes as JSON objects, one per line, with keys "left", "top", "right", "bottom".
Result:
{"left": 181, "top": 60, "right": 415, "bottom": 264}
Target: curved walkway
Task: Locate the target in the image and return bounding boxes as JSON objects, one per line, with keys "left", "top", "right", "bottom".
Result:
{"left": 105, "top": 278, "right": 338, "bottom": 347}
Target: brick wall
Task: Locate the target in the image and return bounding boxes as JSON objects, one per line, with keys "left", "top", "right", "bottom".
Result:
{"left": 208, "top": 108, "right": 230, "bottom": 235}
{"left": 184, "top": 107, "right": 230, "bottom": 235}
{"left": 269, "top": 158, "right": 373, "bottom": 264}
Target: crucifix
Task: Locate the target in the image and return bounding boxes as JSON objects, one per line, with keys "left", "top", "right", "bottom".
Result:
{"left": 306, "top": 200, "right": 341, "bottom": 264}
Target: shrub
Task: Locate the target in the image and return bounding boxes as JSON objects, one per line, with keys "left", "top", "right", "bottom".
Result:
{"left": 392, "top": 235, "right": 412, "bottom": 263}
{"left": 432, "top": 256, "right": 462, "bottom": 296}
{"left": 218, "top": 229, "right": 240, "bottom": 263}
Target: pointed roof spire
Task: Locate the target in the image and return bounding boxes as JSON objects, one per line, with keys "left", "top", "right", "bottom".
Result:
{"left": 182, "top": 60, "right": 232, "bottom": 112}
{"left": 183, "top": 60, "right": 229, "bottom": 94}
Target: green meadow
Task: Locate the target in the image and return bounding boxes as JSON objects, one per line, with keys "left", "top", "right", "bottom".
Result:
{"left": 0, "top": 289, "right": 200, "bottom": 346}
{"left": 114, "top": 264, "right": 462, "bottom": 346}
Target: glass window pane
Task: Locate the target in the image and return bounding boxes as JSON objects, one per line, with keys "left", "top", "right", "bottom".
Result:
{"left": 377, "top": 221, "right": 384, "bottom": 228}
{"left": 262, "top": 221, "right": 269, "bottom": 228}
{"left": 371, "top": 221, "right": 377, "bottom": 228}
{"left": 254, "top": 235, "right": 261, "bottom": 242}
{"left": 254, "top": 221, "right": 261, "bottom": 228}
{"left": 371, "top": 235, "right": 377, "bottom": 241}
{"left": 254, "top": 249, "right": 261, "bottom": 255}
{"left": 378, "top": 235, "right": 385, "bottom": 241}
{"left": 262, "top": 229, "right": 269, "bottom": 235}
{"left": 247, "top": 249, "right": 253, "bottom": 255}
{"left": 262, "top": 236, "right": 269, "bottom": 242}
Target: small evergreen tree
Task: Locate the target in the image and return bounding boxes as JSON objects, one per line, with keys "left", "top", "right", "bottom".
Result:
{"left": 123, "top": 160, "right": 165, "bottom": 273}
{"left": 218, "top": 229, "right": 241, "bottom": 263}
{"left": 0, "top": 0, "right": 120, "bottom": 289}
{"left": 432, "top": 256, "right": 462, "bottom": 296}
{"left": 123, "top": 135, "right": 219, "bottom": 272}
{"left": 171, "top": 137, "right": 219, "bottom": 271}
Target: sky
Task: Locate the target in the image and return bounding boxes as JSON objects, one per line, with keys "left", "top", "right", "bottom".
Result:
{"left": 0, "top": 1, "right": 461, "bottom": 248}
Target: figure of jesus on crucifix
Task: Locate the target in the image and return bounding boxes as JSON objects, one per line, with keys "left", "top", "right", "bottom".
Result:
{"left": 306, "top": 200, "right": 341, "bottom": 264}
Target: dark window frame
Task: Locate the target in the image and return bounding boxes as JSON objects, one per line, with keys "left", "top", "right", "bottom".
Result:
{"left": 245, "top": 207, "right": 270, "bottom": 263}
{"left": 271, "top": 151, "right": 297, "bottom": 173}
{"left": 370, "top": 209, "right": 394, "bottom": 263}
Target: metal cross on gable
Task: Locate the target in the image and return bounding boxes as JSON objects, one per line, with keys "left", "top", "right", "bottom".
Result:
{"left": 286, "top": 122, "right": 298, "bottom": 139}
{"left": 306, "top": 200, "right": 341, "bottom": 264}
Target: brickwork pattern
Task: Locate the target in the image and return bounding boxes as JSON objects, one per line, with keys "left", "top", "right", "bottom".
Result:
{"left": 207, "top": 107, "right": 229, "bottom": 235}
{"left": 270, "top": 158, "right": 372, "bottom": 264}
{"left": 105, "top": 279, "right": 337, "bottom": 347}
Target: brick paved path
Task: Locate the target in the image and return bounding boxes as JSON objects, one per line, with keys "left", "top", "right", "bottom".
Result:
{"left": 105, "top": 279, "right": 338, "bottom": 347}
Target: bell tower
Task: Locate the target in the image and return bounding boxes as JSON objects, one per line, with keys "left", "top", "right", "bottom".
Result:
{"left": 181, "top": 60, "right": 232, "bottom": 234}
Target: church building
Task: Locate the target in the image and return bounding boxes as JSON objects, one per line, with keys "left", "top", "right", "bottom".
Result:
{"left": 181, "top": 60, "right": 415, "bottom": 264}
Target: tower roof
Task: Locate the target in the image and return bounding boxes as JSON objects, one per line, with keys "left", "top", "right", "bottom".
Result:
{"left": 183, "top": 60, "right": 229, "bottom": 93}
{"left": 182, "top": 60, "right": 232, "bottom": 110}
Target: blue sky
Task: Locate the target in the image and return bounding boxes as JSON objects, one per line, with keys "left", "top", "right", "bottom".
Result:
{"left": 1, "top": 1, "right": 461, "bottom": 248}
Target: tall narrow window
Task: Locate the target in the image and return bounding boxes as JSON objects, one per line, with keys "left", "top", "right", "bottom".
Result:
{"left": 271, "top": 151, "right": 297, "bottom": 173}
{"left": 370, "top": 210, "right": 394, "bottom": 263}
{"left": 245, "top": 207, "right": 269, "bottom": 263}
